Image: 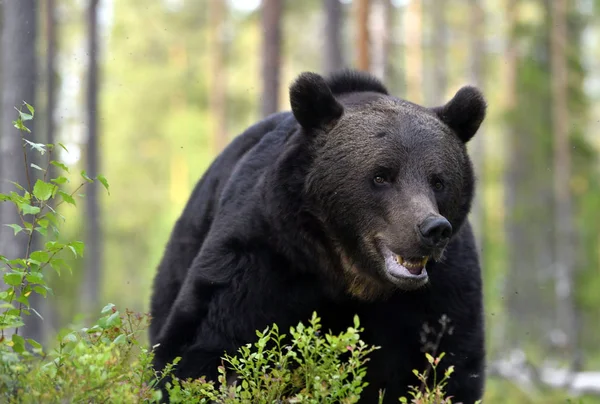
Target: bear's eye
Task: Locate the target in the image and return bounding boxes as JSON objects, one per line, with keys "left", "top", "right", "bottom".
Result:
{"left": 373, "top": 175, "right": 388, "bottom": 185}
{"left": 432, "top": 178, "right": 445, "bottom": 192}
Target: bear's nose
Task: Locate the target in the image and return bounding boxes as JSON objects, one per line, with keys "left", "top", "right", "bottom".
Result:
{"left": 418, "top": 216, "right": 452, "bottom": 246}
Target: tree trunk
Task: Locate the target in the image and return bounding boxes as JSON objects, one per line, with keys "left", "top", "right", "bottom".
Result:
{"left": 209, "top": 0, "right": 228, "bottom": 152}
{"left": 23, "top": 0, "right": 59, "bottom": 346}
{"left": 501, "top": 0, "right": 519, "bottom": 355}
{"left": 0, "top": 0, "right": 38, "bottom": 255}
{"left": 404, "top": 0, "right": 422, "bottom": 104}
{"left": 261, "top": 0, "right": 282, "bottom": 118}
{"left": 430, "top": 0, "right": 447, "bottom": 105}
{"left": 46, "top": 0, "right": 57, "bottom": 176}
{"left": 82, "top": 0, "right": 102, "bottom": 314}
{"left": 550, "top": 0, "right": 577, "bottom": 366}
{"left": 370, "top": 0, "right": 392, "bottom": 81}
{"left": 468, "top": 0, "right": 485, "bottom": 244}
{"left": 354, "top": 0, "right": 370, "bottom": 72}
{"left": 0, "top": 0, "right": 38, "bottom": 339}
{"left": 323, "top": 0, "right": 344, "bottom": 74}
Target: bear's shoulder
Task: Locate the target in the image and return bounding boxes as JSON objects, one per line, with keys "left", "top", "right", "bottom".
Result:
{"left": 325, "top": 69, "right": 389, "bottom": 96}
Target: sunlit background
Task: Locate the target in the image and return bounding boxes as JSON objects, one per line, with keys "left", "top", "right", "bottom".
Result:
{"left": 1, "top": 0, "right": 600, "bottom": 402}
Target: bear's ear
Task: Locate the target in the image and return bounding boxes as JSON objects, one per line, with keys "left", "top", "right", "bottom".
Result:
{"left": 432, "top": 86, "right": 486, "bottom": 143}
{"left": 289, "top": 72, "right": 344, "bottom": 132}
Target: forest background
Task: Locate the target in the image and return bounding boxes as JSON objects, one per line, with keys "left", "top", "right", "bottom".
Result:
{"left": 1, "top": 0, "right": 600, "bottom": 402}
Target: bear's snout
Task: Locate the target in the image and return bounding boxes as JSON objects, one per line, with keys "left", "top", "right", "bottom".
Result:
{"left": 418, "top": 216, "right": 453, "bottom": 247}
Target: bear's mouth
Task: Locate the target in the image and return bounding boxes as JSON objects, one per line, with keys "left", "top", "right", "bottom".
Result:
{"left": 380, "top": 245, "right": 430, "bottom": 288}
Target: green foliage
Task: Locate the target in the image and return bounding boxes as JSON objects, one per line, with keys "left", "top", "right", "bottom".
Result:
{"left": 166, "top": 313, "right": 378, "bottom": 403}
{"left": 0, "top": 306, "right": 160, "bottom": 403}
{"left": 0, "top": 102, "right": 109, "bottom": 345}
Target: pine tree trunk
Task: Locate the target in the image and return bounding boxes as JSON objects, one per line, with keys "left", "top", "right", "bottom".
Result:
{"left": 354, "top": 0, "right": 370, "bottom": 71}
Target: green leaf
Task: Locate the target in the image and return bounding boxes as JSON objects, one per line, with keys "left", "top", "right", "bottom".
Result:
{"left": 51, "top": 176, "right": 68, "bottom": 185}
{"left": 13, "top": 118, "right": 30, "bottom": 133}
{"left": 30, "top": 251, "right": 50, "bottom": 264}
{"left": 50, "top": 161, "right": 69, "bottom": 173}
{"left": 16, "top": 295, "right": 29, "bottom": 307}
{"left": 62, "top": 332, "right": 77, "bottom": 343}
{"left": 9, "top": 182, "right": 26, "bottom": 192}
{"left": 58, "top": 143, "right": 69, "bottom": 153}
{"left": 11, "top": 334, "right": 25, "bottom": 354}
{"left": 36, "top": 218, "right": 49, "bottom": 229}
{"left": 80, "top": 170, "right": 93, "bottom": 183}
{"left": 58, "top": 191, "right": 76, "bottom": 206}
{"left": 33, "top": 285, "right": 48, "bottom": 297}
{"left": 106, "top": 311, "right": 121, "bottom": 327}
{"left": 33, "top": 180, "right": 55, "bottom": 201}
{"left": 27, "top": 338, "right": 43, "bottom": 351}
{"left": 68, "top": 241, "right": 85, "bottom": 257}
{"left": 113, "top": 334, "right": 127, "bottom": 345}
{"left": 97, "top": 175, "right": 110, "bottom": 195}
{"left": 19, "top": 111, "right": 33, "bottom": 121}
{"left": 25, "top": 272, "right": 44, "bottom": 285}
{"left": 101, "top": 303, "right": 116, "bottom": 315}
{"left": 24, "top": 139, "right": 46, "bottom": 154}
{"left": 4, "top": 273, "right": 23, "bottom": 286}
{"left": 4, "top": 224, "right": 23, "bottom": 235}
{"left": 49, "top": 259, "right": 63, "bottom": 275}
{"left": 8, "top": 258, "right": 27, "bottom": 269}
{"left": 24, "top": 102, "right": 34, "bottom": 116}
{"left": 19, "top": 203, "right": 40, "bottom": 215}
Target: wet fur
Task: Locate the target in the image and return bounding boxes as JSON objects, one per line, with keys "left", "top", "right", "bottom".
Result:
{"left": 149, "top": 70, "right": 486, "bottom": 403}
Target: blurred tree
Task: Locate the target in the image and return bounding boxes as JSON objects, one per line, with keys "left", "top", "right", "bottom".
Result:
{"left": 404, "top": 0, "right": 422, "bottom": 103}
{"left": 503, "top": 0, "right": 572, "bottom": 365}
{"left": 502, "top": 0, "right": 527, "bottom": 356}
{"left": 209, "top": 0, "right": 228, "bottom": 152}
{"left": 46, "top": 0, "right": 58, "bottom": 179}
{"left": 323, "top": 0, "right": 344, "bottom": 74}
{"left": 0, "top": 0, "right": 38, "bottom": 337}
{"left": 568, "top": 0, "right": 600, "bottom": 369}
{"left": 261, "top": 0, "right": 282, "bottom": 117}
{"left": 430, "top": 0, "right": 446, "bottom": 106}
{"left": 81, "top": 0, "right": 102, "bottom": 314}
{"left": 354, "top": 0, "right": 370, "bottom": 71}
{"left": 550, "top": 0, "right": 578, "bottom": 366}
{"left": 370, "top": 0, "right": 393, "bottom": 81}
{"left": 23, "top": 0, "right": 61, "bottom": 346}
{"left": 468, "top": 0, "right": 485, "bottom": 244}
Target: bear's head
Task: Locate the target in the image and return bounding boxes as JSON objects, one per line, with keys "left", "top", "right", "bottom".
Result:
{"left": 289, "top": 70, "right": 486, "bottom": 299}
